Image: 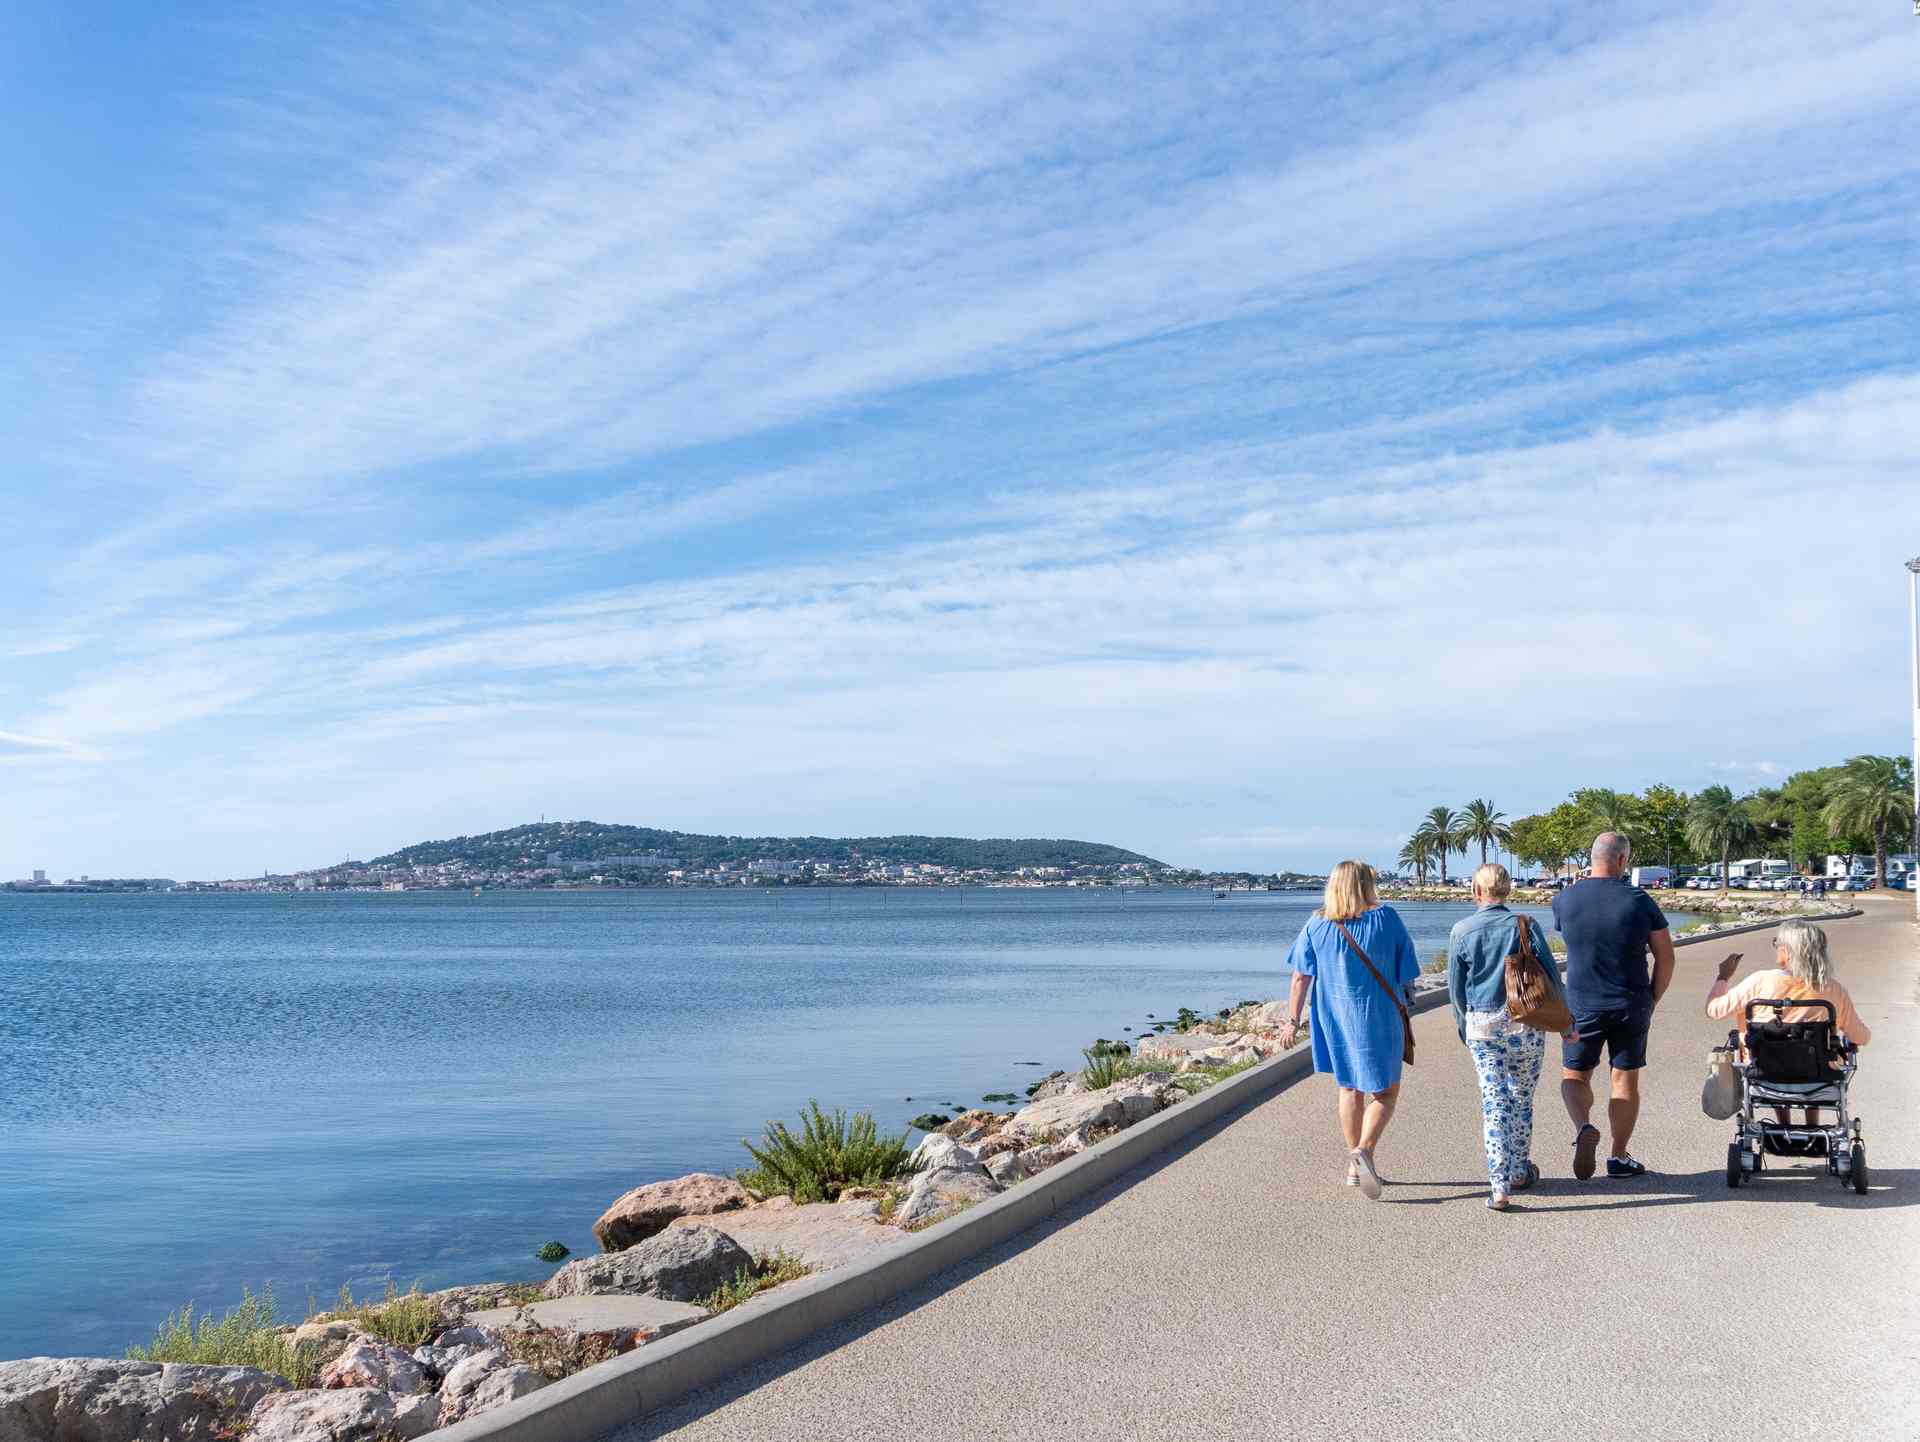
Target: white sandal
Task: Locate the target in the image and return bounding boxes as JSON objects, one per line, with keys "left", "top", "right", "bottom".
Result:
{"left": 1351, "top": 1149, "right": 1382, "bottom": 1200}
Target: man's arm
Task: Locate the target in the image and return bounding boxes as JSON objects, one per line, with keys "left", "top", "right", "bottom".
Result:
{"left": 1648, "top": 928, "right": 1676, "bottom": 1006}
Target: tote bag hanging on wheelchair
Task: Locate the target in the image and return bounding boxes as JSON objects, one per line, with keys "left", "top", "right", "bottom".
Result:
{"left": 1701, "top": 1045, "right": 1740, "bottom": 1120}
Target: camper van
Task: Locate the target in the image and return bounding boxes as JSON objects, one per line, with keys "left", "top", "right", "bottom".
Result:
{"left": 1630, "top": 866, "right": 1671, "bottom": 888}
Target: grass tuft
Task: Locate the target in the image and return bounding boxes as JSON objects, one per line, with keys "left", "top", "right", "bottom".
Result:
{"left": 738, "top": 1101, "right": 915, "bottom": 1203}
{"left": 699, "top": 1249, "right": 814, "bottom": 1314}
{"left": 128, "top": 1286, "right": 311, "bottom": 1387}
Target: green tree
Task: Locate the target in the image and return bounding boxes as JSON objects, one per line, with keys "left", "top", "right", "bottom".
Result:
{"left": 1415, "top": 807, "right": 1466, "bottom": 885}
{"left": 1504, "top": 814, "right": 1553, "bottom": 877}
{"left": 1398, "top": 834, "right": 1436, "bottom": 886}
{"left": 1636, "top": 783, "right": 1691, "bottom": 870}
{"left": 1823, "top": 755, "right": 1913, "bottom": 887}
{"left": 1460, "top": 798, "right": 1512, "bottom": 867}
{"left": 1686, "top": 786, "right": 1757, "bottom": 893}
{"left": 1572, "top": 788, "right": 1640, "bottom": 850}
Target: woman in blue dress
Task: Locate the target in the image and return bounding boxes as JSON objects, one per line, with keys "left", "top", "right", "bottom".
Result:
{"left": 1277, "top": 860, "right": 1422, "bottom": 1199}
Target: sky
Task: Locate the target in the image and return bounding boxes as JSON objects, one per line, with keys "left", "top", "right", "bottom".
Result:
{"left": 3, "top": 0, "right": 1917, "bottom": 880}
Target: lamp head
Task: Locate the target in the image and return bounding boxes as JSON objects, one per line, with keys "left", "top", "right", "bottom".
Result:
{"left": 1908, "top": 557, "right": 1920, "bottom": 574}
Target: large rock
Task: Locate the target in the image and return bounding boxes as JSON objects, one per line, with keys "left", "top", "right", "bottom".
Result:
{"left": 284, "top": 1319, "right": 359, "bottom": 1369}
{"left": 317, "top": 1339, "right": 428, "bottom": 1396}
{"left": 939, "top": 1110, "right": 1013, "bottom": 1143}
{"left": 248, "top": 1387, "right": 438, "bottom": 1442}
{"left": 543, "top": 1223, "right": 752, "bottom": 1302}
{"left": 971, "top": 1133, "right": 1024, "bottom": 1160}
{"left": 0, "top": 1359, "right": 289, "bottom": 1442}
{"left": 1003, "top": 1091, "right": 1125, "bottom": 1143}
{"left": 1016, "top": 1143, "right": 1076, "bottom": 1176}
{"left": 437, "top": 1351, "right": 549, "bottom": 1426}
{"left": 1138, "top": 1033, "right": 1227, "bottom": 1064}
{"left": 985, "top": 1150, "right": 1028, "bottom": 1184}
{"left": 592, "top": 1173, "right": 753, "bottom": 1252}
{"left": 892, "top": 1166, "right": 1001, "bottom": 1230}
{"left": 669, "top": 1199, "right": 909, "bottom": 1274}
{"left": 910, "top": 1134, "right": 977, "bottom": 1172}
{"left": 1026, "top": 1072, "right": 1082, "bottom": 1101}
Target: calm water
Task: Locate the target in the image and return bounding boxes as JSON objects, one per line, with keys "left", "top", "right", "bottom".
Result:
{"left": 0, "top": 887, "right": 1672, "bottom": 1357}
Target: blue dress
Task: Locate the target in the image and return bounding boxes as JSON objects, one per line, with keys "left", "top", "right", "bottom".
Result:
{"left": 1284, "top": 905, "right": 1422, "bottom": 1093}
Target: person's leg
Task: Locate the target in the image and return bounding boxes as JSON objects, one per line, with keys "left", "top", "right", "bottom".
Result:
{"left": 1607, "top": 1066, "right": 1641, "bottom": 1158}
{"left": 1338, "top": 1087, "right": 1364, "bottom": 1150}
{"left": 1560, "top": 1067, "right": 1595, "bottom": 1130}
{"left": 1508, "top": 1030, "right": 1547, "bottom": 1183}
{"left": 1467, "top": 1039, "right": 1509, "bottom": 1188}
{"left": 1357, "top": 1083, "right": 1399, "bottom": 1152}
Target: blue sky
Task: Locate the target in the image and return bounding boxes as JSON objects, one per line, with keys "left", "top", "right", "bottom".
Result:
{"left": 3, "top": 0, "right": 1917, "bottom": 879}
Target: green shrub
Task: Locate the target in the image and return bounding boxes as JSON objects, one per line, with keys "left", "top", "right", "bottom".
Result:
{"left": 128, "top": 1286, "right": 310, "bottom": 1387}
{"left": 738, "top": 1101, "right": 914, "bottom": 1202}
{"left": 331, "top": 1281, "right": 441, "bottom": 1348}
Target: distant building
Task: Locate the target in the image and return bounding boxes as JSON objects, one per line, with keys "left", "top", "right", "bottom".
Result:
{"left": 32, "top": 869, "right": 45, "bottom": 883}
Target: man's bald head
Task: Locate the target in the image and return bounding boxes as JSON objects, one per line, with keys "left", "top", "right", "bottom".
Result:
{"left": 1591, "top": 832, "right": 1631, "bottom": 876}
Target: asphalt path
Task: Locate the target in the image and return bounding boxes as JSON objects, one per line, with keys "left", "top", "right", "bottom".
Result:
{"left": 620, "top": 898, "right": 1919, "bottom": 1442}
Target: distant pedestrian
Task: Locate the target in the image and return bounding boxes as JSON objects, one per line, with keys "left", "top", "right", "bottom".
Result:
{"left": 1553, "top": 833, "right": 1675, "bottom": 1179}
{"left": 1813, "top": 876, "right": 1826, "bottom": 901}
{"left": 1447, "top": 864, "right": 1575, "bottom": 1209}
{"left": 1279, "top": 860, "right": 1422, "bottom": 1200}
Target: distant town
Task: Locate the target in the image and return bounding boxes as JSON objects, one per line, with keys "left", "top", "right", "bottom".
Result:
{"left": 2, "top": 819, "right": 1327, "bottom": 895}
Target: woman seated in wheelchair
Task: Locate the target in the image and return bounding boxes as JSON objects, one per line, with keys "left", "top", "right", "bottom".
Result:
{"left": 1706, "top": 918, "right": 1871, "bottom": 1123}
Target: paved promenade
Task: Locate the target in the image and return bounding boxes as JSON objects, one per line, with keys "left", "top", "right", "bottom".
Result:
{"left": 622, "top": 899, "right": 1919, "bottom": 1442}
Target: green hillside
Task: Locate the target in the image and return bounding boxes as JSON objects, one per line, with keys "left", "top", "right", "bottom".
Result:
{"left": 370, "top": 820, "right": 1166, "bottom": 871}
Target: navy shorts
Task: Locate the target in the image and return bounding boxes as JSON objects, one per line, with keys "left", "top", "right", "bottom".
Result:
{"left": 1562, "top": 1002, "right": 1653, "bottom": 1072}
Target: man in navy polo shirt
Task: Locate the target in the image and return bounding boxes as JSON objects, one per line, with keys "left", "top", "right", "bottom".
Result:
{"left": 1553, "top": 832, "right": 1675, "bottom": 1179}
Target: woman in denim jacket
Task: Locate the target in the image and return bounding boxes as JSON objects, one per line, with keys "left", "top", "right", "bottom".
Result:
{"left": 1447, "top": 863, "right": 1574, "bottom": 1210}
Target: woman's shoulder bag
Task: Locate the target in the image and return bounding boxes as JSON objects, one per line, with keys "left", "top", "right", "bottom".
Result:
{"left": 1504, "top": 917, "right": 1572, "bottom": 1032}
{"left": 1333, "top": 918, "right": 1415, "bottom": 1065}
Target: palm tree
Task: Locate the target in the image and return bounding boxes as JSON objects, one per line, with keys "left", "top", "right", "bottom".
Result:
{"left": 1823, "top": 755, "right": 1910, "bottom": 886}
{"left": 1460, "top": 798, "right": 1511, "bottom": 867}
{"left": 1574, "top": 788, "right": 1640, "bottom": 849}
{"left": 1685, "top": 786, "right": 1756, "bottom": 893}
{"left": 1398, "top": 835, "right": 1434, "bottom": 886}
{"left": 1415, "top": 806, "right": 1465, "bottom": 886}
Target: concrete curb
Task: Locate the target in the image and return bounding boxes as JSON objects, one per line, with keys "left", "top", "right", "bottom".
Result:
{"left": 436, "top": 909, "right": 1868, "bottom": 1442}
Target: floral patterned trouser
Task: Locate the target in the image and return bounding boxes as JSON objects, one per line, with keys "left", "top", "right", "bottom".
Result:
{"left": 1467, "top": 1028, "right": 1546, "bottom": 1188}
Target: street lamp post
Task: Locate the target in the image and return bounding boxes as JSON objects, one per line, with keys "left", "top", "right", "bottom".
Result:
{"left": 1908, "top": 558, "right": 1920, "bottom": 921}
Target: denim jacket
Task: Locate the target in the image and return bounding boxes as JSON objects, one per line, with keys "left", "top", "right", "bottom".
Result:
{"left": 1446, "top": 904, "right": 1566, "bottom": 1043}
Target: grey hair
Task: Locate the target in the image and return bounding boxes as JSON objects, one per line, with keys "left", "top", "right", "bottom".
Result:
{"left": 1775, "top": 919, "right": 1831, "bottom": 989}
{"left": 1591, "top": 832, "right": 1631, "bottom": 869}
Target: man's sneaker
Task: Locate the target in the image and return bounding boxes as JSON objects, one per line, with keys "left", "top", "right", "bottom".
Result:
{"left": 1573, "top": 1124, "right": 1601, "bottom": 1180}
{"left": 1606, "top": 1154, "right": 1647, "bottom": 1178}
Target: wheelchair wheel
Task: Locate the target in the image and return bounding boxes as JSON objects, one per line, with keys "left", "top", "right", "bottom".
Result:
{"left": 1850, "top": 1142, "right": 1868, "bottom": 1195}
{"left": 1726, "top": 1142, "right": 1743, "bottom": 1188}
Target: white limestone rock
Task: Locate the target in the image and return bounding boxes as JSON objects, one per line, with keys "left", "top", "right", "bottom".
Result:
{"left": 247, "top": 1387, "right": 439, "bottom": 1442}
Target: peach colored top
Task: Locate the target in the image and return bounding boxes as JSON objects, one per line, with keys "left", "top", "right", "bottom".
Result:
{"left": 1705, "top": 969, "right": 1872, "bottom": 1045}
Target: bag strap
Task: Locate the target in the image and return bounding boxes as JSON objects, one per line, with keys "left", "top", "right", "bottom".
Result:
{"left": 1513, "top": 913, "right": 1535, "bottom": 965}
{"left": 1333, "top": 919, "right": 1410, "bottom": 1021}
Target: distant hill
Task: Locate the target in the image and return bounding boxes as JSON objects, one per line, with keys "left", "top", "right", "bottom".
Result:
{"left": 369, "top": 821, "right": 1166, "bottom": 871}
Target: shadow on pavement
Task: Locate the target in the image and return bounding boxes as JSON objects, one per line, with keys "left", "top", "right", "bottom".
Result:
{"left": 1487, "top": 1165, "right": 1915, "bottom": 1213}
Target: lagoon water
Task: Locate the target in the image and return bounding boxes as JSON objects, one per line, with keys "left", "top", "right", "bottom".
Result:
{"left": 0, "top": 886, "right": 1684, "bottom": 1357}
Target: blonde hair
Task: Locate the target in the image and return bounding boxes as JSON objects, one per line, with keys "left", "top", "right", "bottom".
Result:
{"left": 1320, "top": 860, "right": 1380, "bottom": 922}
{"left": 1472, "top": 862, "right": 1512, "bottom": 900}
{"left": 1775, "top": 919, "right": 1831, "bottom": 989}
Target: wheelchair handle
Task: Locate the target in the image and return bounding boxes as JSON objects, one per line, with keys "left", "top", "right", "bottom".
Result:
{"left": 1744, "top": 997, "right": 1835, "bottom": 1022}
